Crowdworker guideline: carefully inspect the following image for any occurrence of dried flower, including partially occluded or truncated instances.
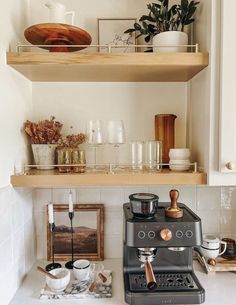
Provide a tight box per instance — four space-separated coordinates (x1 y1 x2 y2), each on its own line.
24 116 63 144
56 133 87 148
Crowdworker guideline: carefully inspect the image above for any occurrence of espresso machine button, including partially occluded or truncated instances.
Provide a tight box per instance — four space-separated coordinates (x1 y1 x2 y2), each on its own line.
138 231 146 239
186 230 193 238
160 228 172 241
176 230 184 238
148 231 156 239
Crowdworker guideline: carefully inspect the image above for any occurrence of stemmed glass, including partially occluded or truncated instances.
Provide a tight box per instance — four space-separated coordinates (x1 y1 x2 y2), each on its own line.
107 120 126 171
86 120 103 170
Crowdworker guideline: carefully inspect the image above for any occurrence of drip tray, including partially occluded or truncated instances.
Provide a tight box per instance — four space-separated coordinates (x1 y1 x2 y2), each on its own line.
129 272 198 292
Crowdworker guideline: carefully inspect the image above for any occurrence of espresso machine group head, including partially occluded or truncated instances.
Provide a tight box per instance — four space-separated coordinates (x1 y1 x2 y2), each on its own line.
123 190 205 305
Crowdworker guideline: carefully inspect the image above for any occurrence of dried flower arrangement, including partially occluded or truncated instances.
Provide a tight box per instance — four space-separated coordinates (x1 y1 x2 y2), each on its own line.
56 133 87 148
24 116 63 144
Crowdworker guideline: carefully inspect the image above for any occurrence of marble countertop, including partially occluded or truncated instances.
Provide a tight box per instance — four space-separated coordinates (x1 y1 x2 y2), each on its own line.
9 259 236 305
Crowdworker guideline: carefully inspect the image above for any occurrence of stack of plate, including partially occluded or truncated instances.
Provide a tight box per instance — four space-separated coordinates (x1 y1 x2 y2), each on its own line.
169 149 191 171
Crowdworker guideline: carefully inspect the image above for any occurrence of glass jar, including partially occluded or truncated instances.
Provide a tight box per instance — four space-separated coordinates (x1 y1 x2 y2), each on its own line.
72 149 86 173
57 147 73 173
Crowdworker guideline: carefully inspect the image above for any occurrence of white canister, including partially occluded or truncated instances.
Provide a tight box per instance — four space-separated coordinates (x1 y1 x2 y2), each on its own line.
153 31 188 53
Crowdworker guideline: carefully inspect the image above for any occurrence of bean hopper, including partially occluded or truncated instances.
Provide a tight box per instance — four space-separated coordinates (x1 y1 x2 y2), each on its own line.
123 190 205 305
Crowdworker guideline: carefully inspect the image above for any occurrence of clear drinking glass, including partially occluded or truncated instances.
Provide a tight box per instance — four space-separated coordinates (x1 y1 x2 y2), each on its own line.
107 120 126 170
145 141 162 171
131 141 144 171
86 120 103 169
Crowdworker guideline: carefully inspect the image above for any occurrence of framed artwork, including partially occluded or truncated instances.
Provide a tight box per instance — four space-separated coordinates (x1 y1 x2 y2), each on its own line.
98 18 137 53
47 204 104 261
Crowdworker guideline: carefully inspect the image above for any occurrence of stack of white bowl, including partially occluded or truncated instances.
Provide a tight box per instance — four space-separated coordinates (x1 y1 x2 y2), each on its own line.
169 148 191 171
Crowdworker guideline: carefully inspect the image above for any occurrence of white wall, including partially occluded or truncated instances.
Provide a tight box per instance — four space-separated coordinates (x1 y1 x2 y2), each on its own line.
0 0 32 187
0 1 35 305
32 82 187 151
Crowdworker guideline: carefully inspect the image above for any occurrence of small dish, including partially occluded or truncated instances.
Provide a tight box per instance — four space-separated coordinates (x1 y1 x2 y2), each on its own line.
169 148 190 160
46 268 70 292
169 160 190 171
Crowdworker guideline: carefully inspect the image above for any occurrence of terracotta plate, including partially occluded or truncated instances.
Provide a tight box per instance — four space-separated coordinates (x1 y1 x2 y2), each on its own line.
24 23 92 52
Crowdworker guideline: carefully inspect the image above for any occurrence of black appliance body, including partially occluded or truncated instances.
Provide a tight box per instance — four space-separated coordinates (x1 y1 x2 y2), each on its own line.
123 202 205 305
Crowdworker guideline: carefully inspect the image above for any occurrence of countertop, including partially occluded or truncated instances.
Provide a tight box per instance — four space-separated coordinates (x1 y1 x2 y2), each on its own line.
9 259 236 305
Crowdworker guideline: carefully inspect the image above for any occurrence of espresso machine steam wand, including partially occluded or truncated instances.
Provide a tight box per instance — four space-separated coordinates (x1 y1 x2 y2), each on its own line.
137 247 157 291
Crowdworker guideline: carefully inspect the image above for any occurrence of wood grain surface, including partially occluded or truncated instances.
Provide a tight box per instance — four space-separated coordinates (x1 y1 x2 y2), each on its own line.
24 23 92 52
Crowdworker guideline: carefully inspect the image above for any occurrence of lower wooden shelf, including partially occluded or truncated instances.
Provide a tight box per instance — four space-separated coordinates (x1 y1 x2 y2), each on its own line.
11 169 207 187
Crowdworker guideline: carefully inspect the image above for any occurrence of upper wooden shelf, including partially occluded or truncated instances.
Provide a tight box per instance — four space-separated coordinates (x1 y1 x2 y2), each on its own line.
11 169 207 188
7 52 209 82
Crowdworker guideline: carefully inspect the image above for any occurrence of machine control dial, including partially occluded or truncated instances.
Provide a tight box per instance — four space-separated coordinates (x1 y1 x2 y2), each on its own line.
186 230 193 238
148 231 156 239
176 230 184 238
160 228 172 241
137 231 146 239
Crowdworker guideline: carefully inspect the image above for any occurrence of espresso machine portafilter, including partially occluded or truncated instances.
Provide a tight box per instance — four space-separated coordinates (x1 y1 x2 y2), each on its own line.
137 247 157 290
123 190 205 305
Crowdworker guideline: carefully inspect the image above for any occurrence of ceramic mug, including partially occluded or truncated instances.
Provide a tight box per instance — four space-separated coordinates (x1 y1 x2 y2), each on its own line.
73 259 95 282
200 235 227 259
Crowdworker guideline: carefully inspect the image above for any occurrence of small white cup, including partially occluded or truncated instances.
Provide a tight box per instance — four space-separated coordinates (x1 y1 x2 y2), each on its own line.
200 235 227 259
169 148 191 160
73 259 95 282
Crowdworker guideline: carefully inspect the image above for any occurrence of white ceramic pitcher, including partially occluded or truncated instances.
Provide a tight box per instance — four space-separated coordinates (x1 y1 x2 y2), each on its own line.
45 1 75 25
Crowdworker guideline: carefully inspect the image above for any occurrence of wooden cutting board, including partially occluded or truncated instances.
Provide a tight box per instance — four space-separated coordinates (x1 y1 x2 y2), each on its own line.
24 23 92 52
208 257 236 272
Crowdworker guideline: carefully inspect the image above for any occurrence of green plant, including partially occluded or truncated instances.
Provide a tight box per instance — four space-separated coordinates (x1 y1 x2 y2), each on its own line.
125 0 200 42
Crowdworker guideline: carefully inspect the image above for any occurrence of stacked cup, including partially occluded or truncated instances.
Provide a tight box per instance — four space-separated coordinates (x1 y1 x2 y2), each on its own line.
169 148 191 171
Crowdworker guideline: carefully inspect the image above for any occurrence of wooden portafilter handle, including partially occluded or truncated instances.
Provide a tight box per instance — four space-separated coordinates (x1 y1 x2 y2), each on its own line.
165 189 183 219
144 261 157 291
170 189 179 209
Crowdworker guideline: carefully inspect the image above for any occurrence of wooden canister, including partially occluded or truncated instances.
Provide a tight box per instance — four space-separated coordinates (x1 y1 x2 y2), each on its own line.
155 114 177 164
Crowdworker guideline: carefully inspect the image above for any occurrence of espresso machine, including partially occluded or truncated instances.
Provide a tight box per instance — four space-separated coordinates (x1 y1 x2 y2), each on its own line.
123 190 205 305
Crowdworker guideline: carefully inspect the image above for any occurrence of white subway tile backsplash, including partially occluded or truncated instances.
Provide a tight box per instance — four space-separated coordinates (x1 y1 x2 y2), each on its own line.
0 200 12 246
100 188 124 206
105 209 123 235
77 187 101 203
104 234 123 258
52 188 76 204
12 228 25 265
220 209 233 233
0 237 13 276
0 186 35 305
197 210 221 234
34 189 52 211
11 199 24 232
24 219 36 273
33 185 236 262
124 186 149 202
36 235 47 260
197 186 221 211
221 186 236 209
33 210 47 236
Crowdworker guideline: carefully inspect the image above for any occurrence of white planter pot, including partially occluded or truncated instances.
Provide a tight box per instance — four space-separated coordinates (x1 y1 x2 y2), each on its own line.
32 144 57 170
152 31 188 53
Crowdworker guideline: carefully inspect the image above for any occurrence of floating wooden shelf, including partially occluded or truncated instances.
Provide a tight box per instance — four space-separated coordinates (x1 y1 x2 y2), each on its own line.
11 169 207 188
7 52 209 82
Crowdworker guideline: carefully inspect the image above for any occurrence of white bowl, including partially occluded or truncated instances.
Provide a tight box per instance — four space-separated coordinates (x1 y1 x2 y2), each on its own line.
169 159 190 164
169 148 190 160
169 160 190 171
46 268 70 292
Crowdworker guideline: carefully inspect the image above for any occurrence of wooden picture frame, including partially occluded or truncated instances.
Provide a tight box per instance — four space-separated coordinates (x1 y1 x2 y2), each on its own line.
98 18 137 53
47 204 104 261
